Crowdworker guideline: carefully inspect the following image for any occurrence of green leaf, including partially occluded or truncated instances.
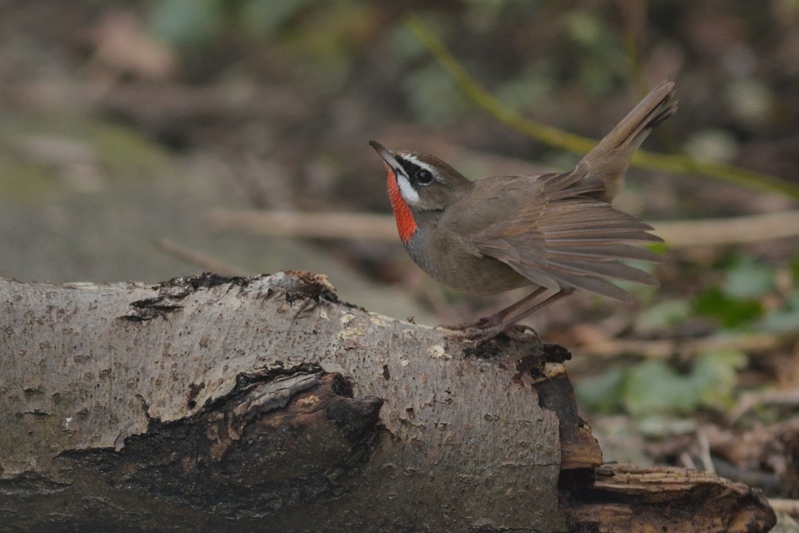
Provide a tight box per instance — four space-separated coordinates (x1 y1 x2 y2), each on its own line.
647 241 668 256
725 78 773 128
385 21 429 64
150 0 223 49
684 129 739 164
566 10 603 47
759 288 799 333
723 255 775 299
694 287 764 328
495 61 555 114
635 298 692 332
575 368 625 413
241 0 321 37
404 64 470 125
693 349 746 411
760 309 799 333
622 350 745 417
623 360 700 417
638 416 697 438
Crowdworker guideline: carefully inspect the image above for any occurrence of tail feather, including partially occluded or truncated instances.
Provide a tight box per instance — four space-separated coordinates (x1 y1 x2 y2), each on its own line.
581 81 677 202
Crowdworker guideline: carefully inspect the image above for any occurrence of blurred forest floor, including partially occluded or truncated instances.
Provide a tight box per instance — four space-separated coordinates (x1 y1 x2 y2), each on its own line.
1 0 799 527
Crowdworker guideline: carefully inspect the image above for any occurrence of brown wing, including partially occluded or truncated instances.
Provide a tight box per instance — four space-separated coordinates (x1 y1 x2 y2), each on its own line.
465 165 661 301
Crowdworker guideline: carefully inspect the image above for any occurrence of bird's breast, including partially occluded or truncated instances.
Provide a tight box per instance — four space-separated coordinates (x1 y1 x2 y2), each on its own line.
403 227 530 295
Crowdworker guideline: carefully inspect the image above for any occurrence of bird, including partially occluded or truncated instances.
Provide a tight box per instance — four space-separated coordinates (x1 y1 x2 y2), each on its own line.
370 81 676 342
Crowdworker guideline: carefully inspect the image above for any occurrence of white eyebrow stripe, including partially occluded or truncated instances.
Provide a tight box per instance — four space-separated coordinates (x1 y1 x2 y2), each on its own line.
402 154 437 178
397 174 420 205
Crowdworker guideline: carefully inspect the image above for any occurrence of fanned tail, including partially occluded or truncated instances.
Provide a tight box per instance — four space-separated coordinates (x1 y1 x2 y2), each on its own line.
581 81 677 202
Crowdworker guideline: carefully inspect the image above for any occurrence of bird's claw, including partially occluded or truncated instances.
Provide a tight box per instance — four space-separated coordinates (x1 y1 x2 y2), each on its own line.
443 323 539 346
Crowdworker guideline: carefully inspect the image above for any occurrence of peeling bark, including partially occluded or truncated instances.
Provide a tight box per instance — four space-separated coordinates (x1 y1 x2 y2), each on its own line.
0 272 776 532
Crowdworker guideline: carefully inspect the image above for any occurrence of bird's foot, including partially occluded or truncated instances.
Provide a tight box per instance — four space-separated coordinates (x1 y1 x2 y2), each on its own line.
444 322 539 346
499 324 539 341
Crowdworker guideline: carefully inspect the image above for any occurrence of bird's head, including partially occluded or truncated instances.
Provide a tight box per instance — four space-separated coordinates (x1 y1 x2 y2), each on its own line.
370 140 471 243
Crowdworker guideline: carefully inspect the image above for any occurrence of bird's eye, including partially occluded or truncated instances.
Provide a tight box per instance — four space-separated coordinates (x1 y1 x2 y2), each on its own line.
416 170 434 185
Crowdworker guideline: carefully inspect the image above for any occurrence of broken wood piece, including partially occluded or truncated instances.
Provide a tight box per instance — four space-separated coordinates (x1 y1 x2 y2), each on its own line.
569 464 777 533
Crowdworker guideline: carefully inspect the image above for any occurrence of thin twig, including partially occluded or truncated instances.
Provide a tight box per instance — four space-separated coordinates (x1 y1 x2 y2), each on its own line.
207 208 799 248
156 238 250 276
405 15 799 200
573 332 786 359
207 209 397 241
653 210 799 247
679 452 698 471
696 429 715 474
769 498 799 515
728 388 799 424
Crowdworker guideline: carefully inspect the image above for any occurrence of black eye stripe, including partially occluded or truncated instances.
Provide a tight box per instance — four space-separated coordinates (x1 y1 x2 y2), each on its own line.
398 159 435 186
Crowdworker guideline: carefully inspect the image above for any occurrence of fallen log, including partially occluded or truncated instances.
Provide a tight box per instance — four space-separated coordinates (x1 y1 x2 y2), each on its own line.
0 272 776 532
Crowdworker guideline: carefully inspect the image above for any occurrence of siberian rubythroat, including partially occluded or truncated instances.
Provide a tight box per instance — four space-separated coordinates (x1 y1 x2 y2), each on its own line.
371 81 676 342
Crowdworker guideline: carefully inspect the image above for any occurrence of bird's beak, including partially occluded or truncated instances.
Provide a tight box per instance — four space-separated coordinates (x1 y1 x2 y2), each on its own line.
369 140 404 175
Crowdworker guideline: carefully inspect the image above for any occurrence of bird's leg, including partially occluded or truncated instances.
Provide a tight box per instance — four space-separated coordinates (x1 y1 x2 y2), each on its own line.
442 287 548 331
492 287 573 333
473 286 549 328
450 288 574 344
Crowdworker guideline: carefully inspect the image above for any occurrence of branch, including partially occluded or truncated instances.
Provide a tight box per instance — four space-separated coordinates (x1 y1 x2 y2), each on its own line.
208 208 799 248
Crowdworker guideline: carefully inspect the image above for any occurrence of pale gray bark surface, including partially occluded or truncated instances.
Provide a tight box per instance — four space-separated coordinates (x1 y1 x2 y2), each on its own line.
0 272 565 532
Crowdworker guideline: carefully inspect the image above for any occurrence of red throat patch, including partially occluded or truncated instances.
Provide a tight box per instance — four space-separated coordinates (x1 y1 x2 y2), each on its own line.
384 163 418 243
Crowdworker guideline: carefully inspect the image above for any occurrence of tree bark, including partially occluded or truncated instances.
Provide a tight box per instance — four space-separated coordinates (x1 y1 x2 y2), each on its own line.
0 272 776 532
